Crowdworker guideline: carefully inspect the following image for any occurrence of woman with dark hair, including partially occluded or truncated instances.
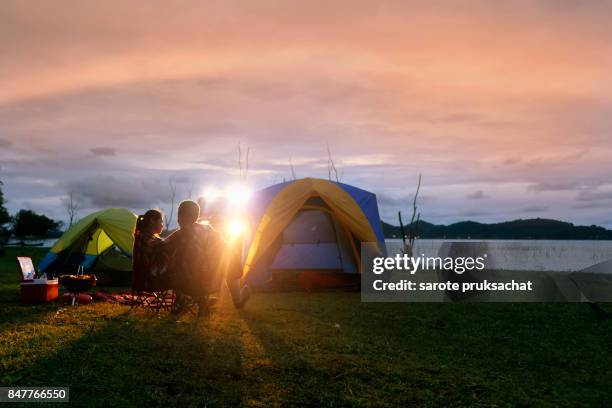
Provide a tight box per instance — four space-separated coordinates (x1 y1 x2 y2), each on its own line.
132 209 166 292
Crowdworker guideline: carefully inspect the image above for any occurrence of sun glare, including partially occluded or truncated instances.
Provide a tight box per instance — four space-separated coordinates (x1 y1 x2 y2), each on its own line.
225 184 253 206
203 186 222 203
227 219 244 238
203 184 252 208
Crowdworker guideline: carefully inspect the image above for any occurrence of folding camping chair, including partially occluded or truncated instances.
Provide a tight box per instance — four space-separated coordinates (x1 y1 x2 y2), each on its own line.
171 281 218 316
131 270 174 313
134 283 212 316
130 234 175 313
168 263 225 316
170 290 200 316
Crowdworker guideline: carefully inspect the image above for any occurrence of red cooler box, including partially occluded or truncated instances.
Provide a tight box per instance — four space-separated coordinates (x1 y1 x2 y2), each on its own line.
20 279 59 304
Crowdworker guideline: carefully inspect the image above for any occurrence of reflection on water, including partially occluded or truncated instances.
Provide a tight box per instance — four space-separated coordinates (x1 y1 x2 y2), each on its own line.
7 238 57 248
385 239 612 273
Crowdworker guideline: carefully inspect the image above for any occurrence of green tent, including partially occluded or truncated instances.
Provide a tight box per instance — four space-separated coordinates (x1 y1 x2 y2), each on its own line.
39 208 137 277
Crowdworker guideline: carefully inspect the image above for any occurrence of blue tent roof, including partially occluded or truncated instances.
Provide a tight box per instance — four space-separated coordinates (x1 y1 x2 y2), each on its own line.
247 179 385 244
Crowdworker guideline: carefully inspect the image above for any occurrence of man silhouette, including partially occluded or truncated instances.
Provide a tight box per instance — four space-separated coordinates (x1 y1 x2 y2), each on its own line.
165 199 250 314
164 200 223 315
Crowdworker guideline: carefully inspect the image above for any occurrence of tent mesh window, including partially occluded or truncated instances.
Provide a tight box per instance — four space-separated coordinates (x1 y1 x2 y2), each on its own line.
281 210 337 245
270 207 357 273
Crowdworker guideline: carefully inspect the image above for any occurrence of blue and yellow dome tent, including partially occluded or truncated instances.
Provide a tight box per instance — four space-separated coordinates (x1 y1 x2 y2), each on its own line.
242 178 385 289
39 208 137 276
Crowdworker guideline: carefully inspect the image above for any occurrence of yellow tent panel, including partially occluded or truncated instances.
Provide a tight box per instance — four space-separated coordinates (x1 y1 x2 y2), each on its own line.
243 178 380 278
39 208 137 273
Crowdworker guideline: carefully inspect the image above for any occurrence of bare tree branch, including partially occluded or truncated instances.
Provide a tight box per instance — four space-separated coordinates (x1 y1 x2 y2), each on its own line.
289 157 296 180
409 174 422 229
61 191 81 228
237 141 250 181
398 210 407 248
326 143 340 182
165 178 177 231
413 212 421 244
187 179 195 199
404 173 422 256
245 146 250 181
238 141 243 179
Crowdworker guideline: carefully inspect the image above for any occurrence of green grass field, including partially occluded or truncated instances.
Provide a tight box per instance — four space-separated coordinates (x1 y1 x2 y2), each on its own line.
1 247 611 407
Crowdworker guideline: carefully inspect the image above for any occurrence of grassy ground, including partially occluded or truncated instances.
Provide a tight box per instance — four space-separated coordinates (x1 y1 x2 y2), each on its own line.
1 247 611 407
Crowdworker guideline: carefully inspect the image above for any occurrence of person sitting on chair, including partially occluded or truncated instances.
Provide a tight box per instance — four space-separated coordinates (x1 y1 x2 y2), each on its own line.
164 200 224 315
132 209 167 292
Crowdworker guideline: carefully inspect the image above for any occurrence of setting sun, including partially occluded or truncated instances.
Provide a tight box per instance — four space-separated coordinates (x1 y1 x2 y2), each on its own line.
227 219 244 238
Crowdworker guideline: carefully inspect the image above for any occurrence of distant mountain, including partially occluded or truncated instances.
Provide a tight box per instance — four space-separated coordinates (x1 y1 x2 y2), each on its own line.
381 218 612 240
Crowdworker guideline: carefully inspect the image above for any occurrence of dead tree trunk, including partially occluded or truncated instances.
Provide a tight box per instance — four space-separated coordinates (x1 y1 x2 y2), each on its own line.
403 174 422 256
165 178 177 231
289 157 297 180
398 210 407 249
238 141 250 181
327 143 340 182
62 191 80 228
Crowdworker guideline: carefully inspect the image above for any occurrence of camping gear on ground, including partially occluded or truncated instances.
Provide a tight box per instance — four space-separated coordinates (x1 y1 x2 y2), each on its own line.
38 208 136 282
20 279 59 304
59 274 97 294
242 178 385 290
17 256 59 303
92 290 134 303
59 265 97 306
62 292 92 304
17 256 38 281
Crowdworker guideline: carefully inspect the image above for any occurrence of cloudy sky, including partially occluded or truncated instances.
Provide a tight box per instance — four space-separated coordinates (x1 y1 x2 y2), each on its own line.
1 0 611 228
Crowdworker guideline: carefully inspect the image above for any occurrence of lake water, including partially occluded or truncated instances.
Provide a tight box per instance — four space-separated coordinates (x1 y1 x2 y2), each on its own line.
16 238 612 273
5 238 58 248
385 239 612 272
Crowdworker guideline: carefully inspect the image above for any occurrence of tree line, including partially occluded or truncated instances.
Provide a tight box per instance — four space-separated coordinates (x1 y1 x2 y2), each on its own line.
0 179 62 241
382 218 612 240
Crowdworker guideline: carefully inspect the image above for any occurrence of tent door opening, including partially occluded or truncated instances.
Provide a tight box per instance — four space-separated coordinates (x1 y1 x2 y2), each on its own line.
269 208 357 273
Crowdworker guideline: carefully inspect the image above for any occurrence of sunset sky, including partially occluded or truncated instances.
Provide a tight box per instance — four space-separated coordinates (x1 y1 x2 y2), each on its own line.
1 1 611 228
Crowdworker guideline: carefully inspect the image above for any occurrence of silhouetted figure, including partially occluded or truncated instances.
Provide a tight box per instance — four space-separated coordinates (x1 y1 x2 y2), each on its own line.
132 209 167 292
164 200 224 315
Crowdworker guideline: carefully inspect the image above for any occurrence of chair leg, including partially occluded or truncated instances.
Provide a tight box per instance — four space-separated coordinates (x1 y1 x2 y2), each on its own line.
159 290 174 312
154 291 167 313
149 292 160 310
150 292 161 313
172 292 195 315
172 292 185 314
130 290 141 309
132 290 154 310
